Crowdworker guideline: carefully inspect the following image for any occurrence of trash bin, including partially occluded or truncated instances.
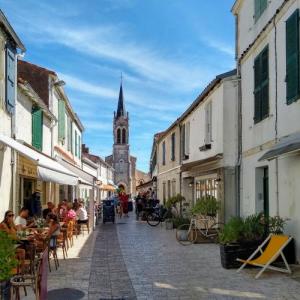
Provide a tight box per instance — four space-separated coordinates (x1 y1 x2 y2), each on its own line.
102 200 115 224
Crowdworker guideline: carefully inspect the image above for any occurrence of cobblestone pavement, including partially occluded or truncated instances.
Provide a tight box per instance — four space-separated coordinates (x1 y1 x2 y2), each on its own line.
21 214 300 300
115 216 300 300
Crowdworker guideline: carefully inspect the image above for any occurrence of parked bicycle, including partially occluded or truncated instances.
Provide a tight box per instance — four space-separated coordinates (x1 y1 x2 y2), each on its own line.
146 205 175 227
176 215 224 245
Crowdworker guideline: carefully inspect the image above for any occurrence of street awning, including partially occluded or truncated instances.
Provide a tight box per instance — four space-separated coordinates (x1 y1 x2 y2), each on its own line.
101 184 116 191
259 132 300 161
0 133 78 185
56 157 95 185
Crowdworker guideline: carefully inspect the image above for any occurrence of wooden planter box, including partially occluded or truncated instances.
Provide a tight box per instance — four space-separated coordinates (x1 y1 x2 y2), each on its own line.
220 238 297 269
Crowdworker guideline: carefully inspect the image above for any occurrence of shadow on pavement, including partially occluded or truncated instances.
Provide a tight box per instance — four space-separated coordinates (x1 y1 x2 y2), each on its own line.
48 288 85 299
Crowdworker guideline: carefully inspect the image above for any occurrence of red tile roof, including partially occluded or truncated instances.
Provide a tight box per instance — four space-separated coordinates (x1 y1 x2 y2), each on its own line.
18 60 56 107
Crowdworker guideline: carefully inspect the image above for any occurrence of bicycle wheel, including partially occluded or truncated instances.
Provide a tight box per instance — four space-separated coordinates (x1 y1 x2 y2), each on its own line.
146 212 160 226
176 223 197 245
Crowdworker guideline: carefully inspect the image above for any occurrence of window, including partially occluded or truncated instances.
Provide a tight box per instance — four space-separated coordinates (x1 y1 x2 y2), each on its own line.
122 128 126 144
254 0 267 22
162 141 166 165
5 45 16 114
171 132 175 161
32 106 43 151
181 122 190 160
163 182 166 205
167 180 171 199
117 128 121 144
254 46 269 123
172 180 176 197
58 100 66 141
286 9 300 104
205 102 212 144
195 178 218 200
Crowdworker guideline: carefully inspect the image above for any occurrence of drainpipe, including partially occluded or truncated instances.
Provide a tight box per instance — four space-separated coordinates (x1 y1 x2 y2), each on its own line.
235 14 242 218
11 51 25 212
273 18 279 215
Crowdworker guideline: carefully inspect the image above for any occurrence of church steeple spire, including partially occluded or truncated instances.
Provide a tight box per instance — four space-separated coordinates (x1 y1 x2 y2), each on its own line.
116 75 126 118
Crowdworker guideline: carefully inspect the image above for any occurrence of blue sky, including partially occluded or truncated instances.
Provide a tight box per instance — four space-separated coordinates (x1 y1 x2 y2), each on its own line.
1 0 235 172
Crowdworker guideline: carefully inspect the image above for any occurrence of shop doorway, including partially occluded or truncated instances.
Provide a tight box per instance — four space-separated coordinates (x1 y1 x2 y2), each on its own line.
23 178 34 209
255 166 269 218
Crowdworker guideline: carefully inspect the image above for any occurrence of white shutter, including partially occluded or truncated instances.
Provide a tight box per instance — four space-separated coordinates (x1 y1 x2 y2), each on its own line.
184 121 190 156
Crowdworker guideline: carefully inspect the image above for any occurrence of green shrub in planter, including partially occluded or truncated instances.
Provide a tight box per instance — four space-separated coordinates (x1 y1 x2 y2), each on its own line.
191 195 220 217
0 231 18 281
0 231 18 300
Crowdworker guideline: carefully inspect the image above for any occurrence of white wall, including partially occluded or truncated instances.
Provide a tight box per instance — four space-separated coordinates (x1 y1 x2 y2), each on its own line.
183 78 237 167
238 0 300 261
236 0 285 58
0 32 12 218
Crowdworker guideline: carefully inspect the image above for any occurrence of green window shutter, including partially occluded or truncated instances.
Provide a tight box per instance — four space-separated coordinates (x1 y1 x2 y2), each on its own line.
75 130 78 157
255 0 267 21
260 47 269 119
254 0 261 21
32 107 43 151
286 9 299 104
78 135 81 158
254 56 261 122
254 46 269 123
260 0 267 14
58 100 66 141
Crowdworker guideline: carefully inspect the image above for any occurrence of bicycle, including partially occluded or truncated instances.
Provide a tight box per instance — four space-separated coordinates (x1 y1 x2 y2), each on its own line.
176 214 224 245
146 205 174 227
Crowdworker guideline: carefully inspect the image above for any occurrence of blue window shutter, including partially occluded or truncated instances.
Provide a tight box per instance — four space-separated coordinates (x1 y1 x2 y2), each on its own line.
5 46 16 114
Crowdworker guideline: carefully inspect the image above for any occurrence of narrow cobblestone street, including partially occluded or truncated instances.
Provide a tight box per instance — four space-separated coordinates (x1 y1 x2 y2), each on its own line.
41 214 300 300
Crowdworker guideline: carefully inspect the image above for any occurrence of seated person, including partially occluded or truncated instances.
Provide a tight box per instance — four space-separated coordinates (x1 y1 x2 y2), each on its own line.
15 207 35 230
63 203 77 223
76 203 88 224
0 210 26 272
42 201 55 219
34 213 60 249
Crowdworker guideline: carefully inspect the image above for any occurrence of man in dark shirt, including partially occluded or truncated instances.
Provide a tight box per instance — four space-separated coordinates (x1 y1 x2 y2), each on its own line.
43 202 54 219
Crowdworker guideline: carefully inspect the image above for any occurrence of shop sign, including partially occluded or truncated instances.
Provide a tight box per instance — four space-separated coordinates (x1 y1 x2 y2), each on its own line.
18 155 37 178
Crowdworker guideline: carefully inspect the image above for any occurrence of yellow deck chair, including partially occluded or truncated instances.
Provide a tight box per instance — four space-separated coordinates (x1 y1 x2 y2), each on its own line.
236 234 292 279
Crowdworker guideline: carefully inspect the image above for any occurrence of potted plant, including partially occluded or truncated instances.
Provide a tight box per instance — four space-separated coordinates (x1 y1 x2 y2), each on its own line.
218 213 293 269
191 195 220 217
164 194 183 229
0 231 18 300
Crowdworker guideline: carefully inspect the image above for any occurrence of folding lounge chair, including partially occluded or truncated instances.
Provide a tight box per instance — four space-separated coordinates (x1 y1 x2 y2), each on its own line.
236 234 292 279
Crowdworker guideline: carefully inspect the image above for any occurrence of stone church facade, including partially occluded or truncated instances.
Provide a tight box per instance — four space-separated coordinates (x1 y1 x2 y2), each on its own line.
105 83 137 196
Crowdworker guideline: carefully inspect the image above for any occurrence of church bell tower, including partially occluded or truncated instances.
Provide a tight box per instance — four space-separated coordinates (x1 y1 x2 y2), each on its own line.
112 80 131 193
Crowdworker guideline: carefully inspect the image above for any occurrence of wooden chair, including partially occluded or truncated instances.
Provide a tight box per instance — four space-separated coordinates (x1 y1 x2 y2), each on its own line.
67 220 74 248
47 237 59 272
78 219 90 236
10 247 48 300
56 230 68 259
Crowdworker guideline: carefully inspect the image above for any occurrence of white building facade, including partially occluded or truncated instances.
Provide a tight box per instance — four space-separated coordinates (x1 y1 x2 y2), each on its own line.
233 0 300 261
0 11 25 217
180 70 238 222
